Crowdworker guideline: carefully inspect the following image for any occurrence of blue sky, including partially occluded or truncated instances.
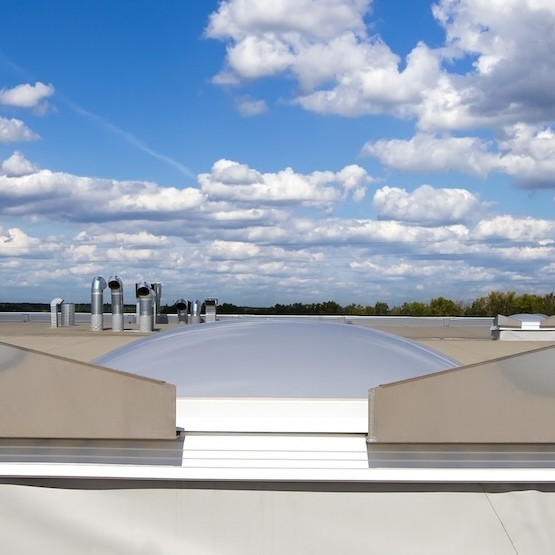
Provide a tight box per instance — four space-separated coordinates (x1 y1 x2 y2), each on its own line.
1 0 555 307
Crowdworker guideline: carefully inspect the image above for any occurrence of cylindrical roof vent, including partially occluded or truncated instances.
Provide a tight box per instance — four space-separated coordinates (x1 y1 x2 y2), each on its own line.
176 299 188 325
204 297 218 323
136 281 151 297
91 276 107 332
61 302 75 327
137 281 153 332
108 275 124 332
50 297 63 328
190 299 201 325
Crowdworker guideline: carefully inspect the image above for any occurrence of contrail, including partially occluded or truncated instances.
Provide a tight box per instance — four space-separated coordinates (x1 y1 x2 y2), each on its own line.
0 50 197 179
68 102 197 179
0 51 30 79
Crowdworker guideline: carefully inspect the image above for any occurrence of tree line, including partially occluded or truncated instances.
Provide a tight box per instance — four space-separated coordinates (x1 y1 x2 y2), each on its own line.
2 291 555 317
218 291 555 317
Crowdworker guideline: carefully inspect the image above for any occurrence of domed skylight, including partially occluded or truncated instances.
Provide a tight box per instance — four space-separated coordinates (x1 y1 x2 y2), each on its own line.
95 319 460 398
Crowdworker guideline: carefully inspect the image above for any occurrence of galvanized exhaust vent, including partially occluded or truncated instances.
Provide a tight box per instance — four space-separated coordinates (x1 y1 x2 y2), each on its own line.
108 275 124 332
91 276 107 332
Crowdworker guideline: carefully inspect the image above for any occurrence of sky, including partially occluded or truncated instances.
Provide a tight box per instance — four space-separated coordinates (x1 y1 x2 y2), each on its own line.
1 0 555 307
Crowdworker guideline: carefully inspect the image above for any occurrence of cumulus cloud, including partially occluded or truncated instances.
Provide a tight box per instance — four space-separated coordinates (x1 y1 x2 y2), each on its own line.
2 153 555 305
0 169 205 221
336 164 370 201
473 215 555 243
0 82 55 114
496 124 555 188
421 2 555 131
206 0 555 132
0 117 40 143
294 41 442 117
75 230 170 247
0 151 38 176
207 0 442 117
362 124 555 189
421 0 555 130
207 240 261 260
207 0 369 40
206 0 371 84
373 184 484 225
362 133 497 178
0 227 42 257
198 159 371 207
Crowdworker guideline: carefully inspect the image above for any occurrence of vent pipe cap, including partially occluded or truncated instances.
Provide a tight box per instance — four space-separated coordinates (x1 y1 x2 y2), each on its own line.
108 275 123 290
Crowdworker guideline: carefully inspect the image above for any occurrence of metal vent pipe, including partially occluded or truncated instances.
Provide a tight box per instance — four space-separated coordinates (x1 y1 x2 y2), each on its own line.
152 282 162 324
204 297 218 323
108 275 124 332
50 297 63 328
176 299 188 325
137 281 154 332
190 299 201 325
91 276 107 332
61 302 75 327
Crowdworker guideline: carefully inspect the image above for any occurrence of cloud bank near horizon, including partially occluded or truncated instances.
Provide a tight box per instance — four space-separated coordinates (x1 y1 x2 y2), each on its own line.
2 150 554 304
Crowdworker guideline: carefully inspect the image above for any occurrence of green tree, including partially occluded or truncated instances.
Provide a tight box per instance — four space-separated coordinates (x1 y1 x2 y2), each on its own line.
541 293 555 316
373 301 389 315
428 297 463 316
320 300 342 314
513 294 543 315
345 303 365 315
396 301 427 316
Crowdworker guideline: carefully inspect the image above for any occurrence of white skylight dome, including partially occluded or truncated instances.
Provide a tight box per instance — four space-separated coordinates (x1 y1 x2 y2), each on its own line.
95 319 459 399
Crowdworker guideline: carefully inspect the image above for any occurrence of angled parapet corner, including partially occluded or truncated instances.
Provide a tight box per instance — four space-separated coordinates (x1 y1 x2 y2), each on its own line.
0 341 176 440
490 314 522 339
540 316 555 328
368 345 555 443
493 314 522 328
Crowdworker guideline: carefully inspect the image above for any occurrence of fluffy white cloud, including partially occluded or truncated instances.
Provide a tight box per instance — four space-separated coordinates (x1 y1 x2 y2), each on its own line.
208 0 346 85
473 215 555 243
362 134 497 177
0 227 42 257
422 0 555 130
209 159 263 184
208 0 442 117
362 124 555 189
433 0 555 72
0 117 40 143
496 124 555 188
2 153 555 305
294 41 441 117
207 0 555 132
0 151 38 176
206 0 370 48
0 167 204 220
207 240 261 260
75 230 170 247
0 82 54 109
198 159 370 207
105 247 157 262
373 184 484 225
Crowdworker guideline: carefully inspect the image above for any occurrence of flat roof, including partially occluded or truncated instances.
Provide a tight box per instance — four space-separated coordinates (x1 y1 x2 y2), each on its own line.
1 317 553 365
